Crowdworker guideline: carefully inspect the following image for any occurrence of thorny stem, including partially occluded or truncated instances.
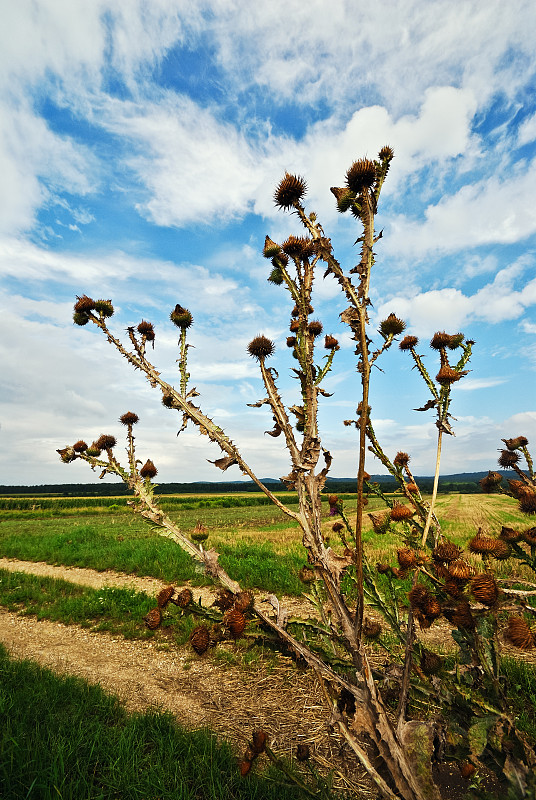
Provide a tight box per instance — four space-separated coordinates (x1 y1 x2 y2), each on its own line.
421 428 443 547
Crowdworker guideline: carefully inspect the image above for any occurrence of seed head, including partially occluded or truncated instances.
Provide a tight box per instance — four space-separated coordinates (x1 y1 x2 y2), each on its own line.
94 299 114 317
170 588 193 608
235 591 255 614
74 295 95 313
190 625 210 655
95 434 116 450
408 585 430 611
378 145 395 162
73 311 90 326
137 320 155 341
330 186 355 213
450 599 475 629
57 446 76 463
432 541 462 563
393 451 410 468
397 548 417 569
263 236 281 258
399 335 419 351
406 482 419 494
363 618 382 638
274 172 307 209
268 266 284 285
379 313 406 337
299 566 317 583
420 649 442 675
436 366 463 385
282 235 315 260
505 616 535 649
120 411 139 426
73 440 88 453
162 393 175 408
446 333 464 349
498 449 520 468
324 334 339 350
507 479 527 498
522 527 536 546
214 589 235 611
86 444 101 457
251 730 267 755
519 490 536 515
471 574 499 606
345 159 377 193
448 559 474 582
468 530 498 554
140 459 157 479
224 607 247 639
499 525 523 543
430 331 453 350
170 304 193 329
143 607 162 630
286 336 297 348
308 320 323 338
479 471 503 493
157 586 174 608
502 436 529 451
247 335 275 361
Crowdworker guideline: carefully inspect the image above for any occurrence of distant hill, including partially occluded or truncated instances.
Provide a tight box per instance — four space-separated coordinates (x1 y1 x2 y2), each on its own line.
0 472 509 496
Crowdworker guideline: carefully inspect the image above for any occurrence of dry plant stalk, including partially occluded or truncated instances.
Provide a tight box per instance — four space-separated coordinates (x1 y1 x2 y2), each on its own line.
60 150 536 800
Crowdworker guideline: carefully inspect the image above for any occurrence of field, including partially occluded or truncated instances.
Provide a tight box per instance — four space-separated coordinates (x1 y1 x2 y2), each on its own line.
0 491 535 799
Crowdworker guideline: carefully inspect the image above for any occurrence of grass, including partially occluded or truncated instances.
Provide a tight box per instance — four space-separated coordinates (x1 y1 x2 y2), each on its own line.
0 643 312 800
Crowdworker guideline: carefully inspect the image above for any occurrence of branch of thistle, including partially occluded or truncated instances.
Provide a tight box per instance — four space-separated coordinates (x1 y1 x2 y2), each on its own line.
78 312 301 524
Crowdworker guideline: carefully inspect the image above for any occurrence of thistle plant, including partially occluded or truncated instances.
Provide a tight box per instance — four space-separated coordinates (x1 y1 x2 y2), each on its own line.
59 149 536 800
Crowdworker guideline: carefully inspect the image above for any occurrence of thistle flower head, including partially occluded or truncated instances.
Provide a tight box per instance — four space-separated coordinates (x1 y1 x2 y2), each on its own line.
519 490 536 515
119 411 139 426
502 436 529 451
479 471 503 493
286 336 297 348
170 304 193 329
436 365 463 385
330 186 355 213
308 320 323 338
73 440 88 452
94 299 114 317
498 449 520 468
268 266 284 285
399 335 419 351
190 625 210 654
471 574 499 606
86 444 101 457
282 235 315 260
274 172 307 209
390 502 414 521
379 313 406 337
73 311 90 326
144 607 162 630
247 335 275 361
430 331 453 350
95 434 116 450
378 145 394 162
74 295 95 313
393 451 410 468
137 320 155 341
505 616 535 649
140 459 157 479
345 159 377 193
263 236 281 258
324 334 339 350
446 333 464 349
432 541 462 563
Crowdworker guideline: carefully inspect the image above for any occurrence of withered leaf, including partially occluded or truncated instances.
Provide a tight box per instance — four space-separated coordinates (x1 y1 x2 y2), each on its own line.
265 419 282 437
414 399 437 412
247 398 270 408
317 388 333 397
208 455 238 471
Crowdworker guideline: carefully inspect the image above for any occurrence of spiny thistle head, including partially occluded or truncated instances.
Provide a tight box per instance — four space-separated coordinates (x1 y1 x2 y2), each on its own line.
393 451 410 468
468 530 499 554
268 266 284 285
272 252 288 269
86 444 101 457
95 434 116 450
73 311 90 326
363 618 382 639
499 525 523 543
448 559 475 582
471 574 499 606
281 235 315 260
143 607 162 630
506 616 535 650
523 527 536 546
324 334 339 350
308 320 323 338
140 459 157 479
170 304 193 329
190 625 210 655
74 295 95 313
247 335 275 361
479 471 503 493
274 172 307 209
330 186 355 213
94 299 114 317
432 541 462 563
519 490 536 515
379 313 406 337
498 449 520 468
156 585 174 608
296 744 310 761
263 236 281 258
446 333 464 349
120 411 139 426
57 446 76 463
502 436 529 451
170 587 193 608
397 548 417 569
436 365 464 385
224 607 247 639
137 320 155 341
378 145 395 162
430 331 453 350
73 440 88 452
399 335 419 351
162 393 175 408
345 159 377 193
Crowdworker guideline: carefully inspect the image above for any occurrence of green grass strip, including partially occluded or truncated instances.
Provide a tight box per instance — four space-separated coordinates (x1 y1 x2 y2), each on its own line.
0 643 309 800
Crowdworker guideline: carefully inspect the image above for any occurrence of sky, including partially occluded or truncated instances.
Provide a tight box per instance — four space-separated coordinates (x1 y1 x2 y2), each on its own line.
1 0 536 487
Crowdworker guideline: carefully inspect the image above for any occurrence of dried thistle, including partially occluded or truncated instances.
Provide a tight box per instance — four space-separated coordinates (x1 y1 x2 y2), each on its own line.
505 616 535 649
432 541 462 563
156 585 174 608
397 548 417 569
379 313 406 337
282 235 315 259
324 334 339 350
519 490 536 515
247 335 275 361
308 320 323 338
170 304 193 329
95 434 116 450
274 173 307 209
74 295 95 313
73 440 88 452
498 449 520 468
263 236 281 258
430 331 453 350
224 608 247 639
190 625 210 655
170 588 193 608
140 459 157 479
479 471 503 492
468 531 501 555
502 436 529 451
399 335 419 351
471 574 499 606
345 159 377 193
393 452 410 467
390 503 414 522
119 411 139 426
143 607 162 630
214 589 235 611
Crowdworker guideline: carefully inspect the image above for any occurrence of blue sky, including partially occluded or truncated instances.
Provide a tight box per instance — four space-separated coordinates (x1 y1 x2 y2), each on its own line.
1 0 535 486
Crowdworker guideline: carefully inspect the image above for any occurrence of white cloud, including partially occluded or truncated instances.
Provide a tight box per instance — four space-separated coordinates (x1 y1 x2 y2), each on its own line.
386 160 536 256
518 112 536 147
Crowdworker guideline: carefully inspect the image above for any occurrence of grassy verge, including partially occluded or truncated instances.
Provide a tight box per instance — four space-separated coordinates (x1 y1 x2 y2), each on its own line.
0 643 310 800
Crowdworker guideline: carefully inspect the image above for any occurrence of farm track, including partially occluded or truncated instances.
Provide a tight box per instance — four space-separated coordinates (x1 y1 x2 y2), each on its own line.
0 557 367 792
